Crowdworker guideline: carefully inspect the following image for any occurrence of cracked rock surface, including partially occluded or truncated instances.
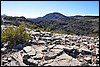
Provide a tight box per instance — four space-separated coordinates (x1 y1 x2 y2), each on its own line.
1 31 99 66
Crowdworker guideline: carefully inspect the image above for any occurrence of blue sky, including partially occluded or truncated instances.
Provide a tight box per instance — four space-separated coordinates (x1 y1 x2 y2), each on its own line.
1 1 99 18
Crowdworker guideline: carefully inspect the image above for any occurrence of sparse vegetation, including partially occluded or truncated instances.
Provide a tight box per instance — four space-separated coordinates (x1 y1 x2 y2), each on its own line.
1 13 99 37
1 23 32 45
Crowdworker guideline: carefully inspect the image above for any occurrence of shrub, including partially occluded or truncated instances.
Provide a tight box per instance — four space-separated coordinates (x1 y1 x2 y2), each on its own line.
12 20 16 25
1 23 32 45
35 28 41 32
1 30 7 43
46 27 51 32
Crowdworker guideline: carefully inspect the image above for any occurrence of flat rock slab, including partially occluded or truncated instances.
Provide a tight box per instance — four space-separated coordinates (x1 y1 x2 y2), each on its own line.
11 52 26 66
53 45 65 49
48 44 56 49
23 46 34 53
45 52 56 60
27 59 38 65
23 46 36 56
7 57 12 61
81 48 92 55
84 57 91 61
1 47 7 52
33 53 43 60
33 45 46 53
56 53 72 60
48 53 81 66
27 51 36 56
10 60 20 66
44 49 63 60
50 49 63 55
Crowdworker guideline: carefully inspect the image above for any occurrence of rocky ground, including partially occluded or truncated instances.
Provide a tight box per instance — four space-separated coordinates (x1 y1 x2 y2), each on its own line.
1 26 99 66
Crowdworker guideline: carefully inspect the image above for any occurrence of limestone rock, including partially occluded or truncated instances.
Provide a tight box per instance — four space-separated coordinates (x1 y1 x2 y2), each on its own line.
53 45 65 49
7 57 12 61
46 53 81 66
1 47 6 52
23 46 36 56
33 53 43 60
84 57 91 61
38 40 46 44
27 59 38 66
23 46 32 52
48 44 56 49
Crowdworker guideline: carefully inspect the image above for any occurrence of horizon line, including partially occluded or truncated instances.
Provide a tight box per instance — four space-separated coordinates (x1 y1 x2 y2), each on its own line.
1 13 99 18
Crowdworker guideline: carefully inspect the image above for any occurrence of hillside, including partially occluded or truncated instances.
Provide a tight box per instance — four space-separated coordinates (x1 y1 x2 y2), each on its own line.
1 24 99 66
2 12 99 37
1 13 99 66
27 12 99 37
28 12 69 22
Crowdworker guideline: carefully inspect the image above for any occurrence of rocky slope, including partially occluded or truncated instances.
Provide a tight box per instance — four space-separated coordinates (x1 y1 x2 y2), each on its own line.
1 12 99 37
1 25 99 66
27 12 99 37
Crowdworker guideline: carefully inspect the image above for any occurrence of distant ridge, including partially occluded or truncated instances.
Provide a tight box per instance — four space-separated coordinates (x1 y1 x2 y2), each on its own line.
1 14 7 17
27 12 99 22
27 12 70 22
2 12 99 37
26 12 99 37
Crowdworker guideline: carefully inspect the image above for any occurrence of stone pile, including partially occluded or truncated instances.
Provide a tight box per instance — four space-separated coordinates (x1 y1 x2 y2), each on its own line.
1 29 99 66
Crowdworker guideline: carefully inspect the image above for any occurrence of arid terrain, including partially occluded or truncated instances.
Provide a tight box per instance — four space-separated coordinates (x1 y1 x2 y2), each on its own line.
1 13 99 66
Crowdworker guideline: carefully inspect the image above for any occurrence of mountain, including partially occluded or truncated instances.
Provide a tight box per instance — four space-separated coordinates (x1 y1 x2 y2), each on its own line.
27 12 99 37
2 12 99 37
1 16 33 26
27 12 70 22
42 12 69 20
1 14 7 17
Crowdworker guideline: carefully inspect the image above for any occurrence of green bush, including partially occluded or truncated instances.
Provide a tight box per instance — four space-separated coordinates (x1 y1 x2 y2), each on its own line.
46 27 51 32
35 27 45 32
1 30 7 43
35 28 41 32
29 23 37 29
1 24 32 45
12 20 16 25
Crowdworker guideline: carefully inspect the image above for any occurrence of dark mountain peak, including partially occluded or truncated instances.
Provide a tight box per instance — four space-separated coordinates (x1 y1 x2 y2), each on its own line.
74 15 83 17
27 12 70 22
47 12 64 15
43 12 68 20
